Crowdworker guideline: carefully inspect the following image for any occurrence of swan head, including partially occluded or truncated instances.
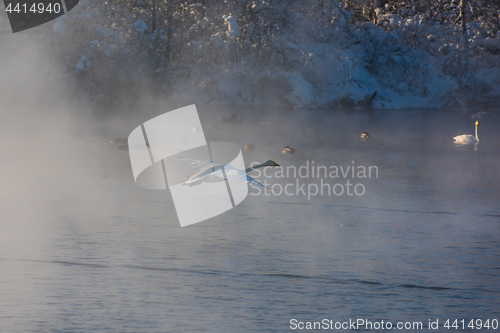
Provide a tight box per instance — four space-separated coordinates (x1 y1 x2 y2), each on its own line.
263 160 280 167
476 120 480 126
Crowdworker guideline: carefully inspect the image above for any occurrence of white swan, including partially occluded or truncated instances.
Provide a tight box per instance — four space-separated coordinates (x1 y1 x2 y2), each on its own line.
175 155 279 189
454 121 480 144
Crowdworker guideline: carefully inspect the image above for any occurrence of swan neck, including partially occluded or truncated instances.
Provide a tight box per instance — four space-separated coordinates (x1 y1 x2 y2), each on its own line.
475 124 479 141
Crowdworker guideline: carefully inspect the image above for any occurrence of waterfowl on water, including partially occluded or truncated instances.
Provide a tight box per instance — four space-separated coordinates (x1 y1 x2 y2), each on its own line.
244 144 255 151
175 155 279 190
223 113 244 124
111 137 127 144
471 108 494 120
454 121 480 144
283 146 295 154
361 132 370 139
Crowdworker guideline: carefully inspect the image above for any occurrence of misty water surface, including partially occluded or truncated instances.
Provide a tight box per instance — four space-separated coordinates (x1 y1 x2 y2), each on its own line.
0 105 499 332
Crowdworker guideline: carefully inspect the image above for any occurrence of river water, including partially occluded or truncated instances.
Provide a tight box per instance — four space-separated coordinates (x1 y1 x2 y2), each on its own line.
0 105 499 332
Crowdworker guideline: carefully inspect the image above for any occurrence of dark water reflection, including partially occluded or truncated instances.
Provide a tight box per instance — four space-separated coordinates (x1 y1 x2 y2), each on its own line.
0 105 499 332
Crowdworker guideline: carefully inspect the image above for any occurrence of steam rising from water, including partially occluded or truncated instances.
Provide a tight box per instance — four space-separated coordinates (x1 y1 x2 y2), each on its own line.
1 25 500 332
1 103 499 247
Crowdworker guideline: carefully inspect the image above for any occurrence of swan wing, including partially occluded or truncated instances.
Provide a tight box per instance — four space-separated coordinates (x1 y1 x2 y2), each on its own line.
176 155 226 187
175 155 218 171
453 134 477 144
224 168 247 182
184 171 224 186
246 175 274 190
177 156 274 190
225 168 274 190
183 165 227 186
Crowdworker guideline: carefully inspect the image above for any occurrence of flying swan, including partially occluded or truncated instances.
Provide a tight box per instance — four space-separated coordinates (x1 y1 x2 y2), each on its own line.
453 120 480 144
175 155 280 190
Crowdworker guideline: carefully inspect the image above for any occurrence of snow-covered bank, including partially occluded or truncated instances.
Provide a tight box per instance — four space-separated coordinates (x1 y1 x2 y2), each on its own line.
1 0 499 110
